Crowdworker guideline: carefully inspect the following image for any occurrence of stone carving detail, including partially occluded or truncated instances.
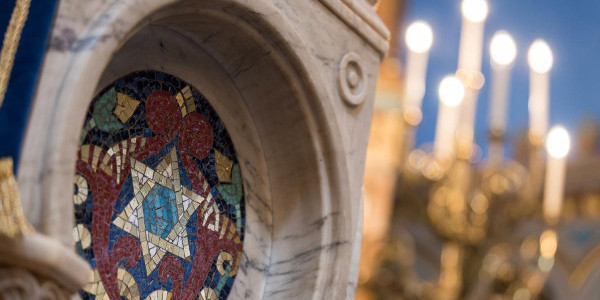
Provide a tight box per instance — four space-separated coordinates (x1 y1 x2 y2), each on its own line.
0 267 71 300
338 52 367 107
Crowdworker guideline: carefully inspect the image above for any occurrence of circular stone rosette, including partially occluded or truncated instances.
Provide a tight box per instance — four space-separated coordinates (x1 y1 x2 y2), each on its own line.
73 71 245 300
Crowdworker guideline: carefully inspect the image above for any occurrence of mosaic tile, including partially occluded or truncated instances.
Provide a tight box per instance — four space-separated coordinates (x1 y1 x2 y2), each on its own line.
73 71 245 300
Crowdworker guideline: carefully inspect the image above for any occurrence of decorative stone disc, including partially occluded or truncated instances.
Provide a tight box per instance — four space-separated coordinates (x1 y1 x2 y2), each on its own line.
73 71 244 300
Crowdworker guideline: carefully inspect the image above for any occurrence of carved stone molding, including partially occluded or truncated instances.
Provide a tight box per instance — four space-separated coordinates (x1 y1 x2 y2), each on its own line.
0 267 70 300
319 0 390 56
339 52 367 106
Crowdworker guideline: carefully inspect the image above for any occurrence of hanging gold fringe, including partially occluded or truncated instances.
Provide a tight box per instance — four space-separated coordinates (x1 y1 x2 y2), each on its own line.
0 0 34 238
0 0 32 107
0 158 33 237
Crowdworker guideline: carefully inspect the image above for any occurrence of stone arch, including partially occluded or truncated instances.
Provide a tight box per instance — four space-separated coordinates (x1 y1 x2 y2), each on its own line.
17 0 383 298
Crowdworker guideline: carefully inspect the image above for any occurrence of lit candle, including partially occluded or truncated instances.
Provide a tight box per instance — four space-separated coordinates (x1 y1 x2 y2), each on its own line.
458 0 488 72
489 31 517 135
434 76 465 160
456 0 488 152
404 21 433 125
543 126 570 225
528 40 553 143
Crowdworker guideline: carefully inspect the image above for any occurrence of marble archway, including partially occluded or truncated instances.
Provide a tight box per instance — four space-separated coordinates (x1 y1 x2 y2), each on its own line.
14 0 387 298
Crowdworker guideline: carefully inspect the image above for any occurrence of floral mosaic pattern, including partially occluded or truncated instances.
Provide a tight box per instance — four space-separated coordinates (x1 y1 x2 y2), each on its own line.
73 71 244 300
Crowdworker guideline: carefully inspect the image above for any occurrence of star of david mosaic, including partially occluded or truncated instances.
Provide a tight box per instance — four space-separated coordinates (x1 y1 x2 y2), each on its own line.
73 71 245 300
113 148 205 275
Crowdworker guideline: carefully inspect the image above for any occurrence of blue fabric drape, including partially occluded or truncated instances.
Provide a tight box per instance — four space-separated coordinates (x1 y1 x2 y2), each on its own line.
0 0 60 173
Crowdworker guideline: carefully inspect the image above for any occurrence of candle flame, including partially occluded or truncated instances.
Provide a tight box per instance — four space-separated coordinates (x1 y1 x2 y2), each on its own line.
546 126 570 159
528 39 553 73
406 21 433 53
438 76 465 107
490 31 516 66
540 230 558 258
462 0 489 23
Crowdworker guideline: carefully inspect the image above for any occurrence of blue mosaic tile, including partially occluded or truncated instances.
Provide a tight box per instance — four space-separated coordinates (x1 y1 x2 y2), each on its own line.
73 71 245 300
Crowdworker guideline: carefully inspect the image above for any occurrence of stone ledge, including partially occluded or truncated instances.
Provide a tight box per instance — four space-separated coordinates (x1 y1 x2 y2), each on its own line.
0 233 90 293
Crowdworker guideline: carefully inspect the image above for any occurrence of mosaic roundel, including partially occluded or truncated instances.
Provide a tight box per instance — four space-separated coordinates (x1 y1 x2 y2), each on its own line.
73 71 245 300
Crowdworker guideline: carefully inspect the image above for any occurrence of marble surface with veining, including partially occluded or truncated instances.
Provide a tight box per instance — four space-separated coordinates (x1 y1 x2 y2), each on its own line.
17 0 388 299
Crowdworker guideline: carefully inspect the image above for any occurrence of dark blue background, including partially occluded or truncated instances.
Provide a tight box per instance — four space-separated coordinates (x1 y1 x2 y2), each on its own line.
0 0 60 172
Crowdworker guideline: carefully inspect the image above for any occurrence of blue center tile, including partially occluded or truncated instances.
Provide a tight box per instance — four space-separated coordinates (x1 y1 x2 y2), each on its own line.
142 184 178 239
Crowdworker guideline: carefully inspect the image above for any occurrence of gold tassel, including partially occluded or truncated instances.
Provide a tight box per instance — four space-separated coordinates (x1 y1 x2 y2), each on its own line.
0 0 32 107
0 157 33 238
0 0 34 238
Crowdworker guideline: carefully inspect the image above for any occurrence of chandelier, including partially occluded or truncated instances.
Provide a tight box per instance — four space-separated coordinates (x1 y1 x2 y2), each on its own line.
362 0 572 299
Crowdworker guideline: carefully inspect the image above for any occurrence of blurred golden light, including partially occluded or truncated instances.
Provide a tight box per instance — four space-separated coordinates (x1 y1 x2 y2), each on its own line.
462 0 489 23
538 256 555 272
490 31 517 66
520 237 539 260
513 288 531 300
403 106 423 126
470 193 489 214
539 229 558 258
528 39 553 73
407 149 427 170
438 76 465 107
423 161 444 180
405 21 433 53
546 126 571 159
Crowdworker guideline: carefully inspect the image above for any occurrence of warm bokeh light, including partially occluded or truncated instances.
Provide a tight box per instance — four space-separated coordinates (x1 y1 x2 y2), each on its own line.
528 39 554 73
462 0 489 23
538 256 555 273
539 230 558 258
514 288 531 300
490 31 517 66
405 21 434 53
438 76 465 107
546 126 571 159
